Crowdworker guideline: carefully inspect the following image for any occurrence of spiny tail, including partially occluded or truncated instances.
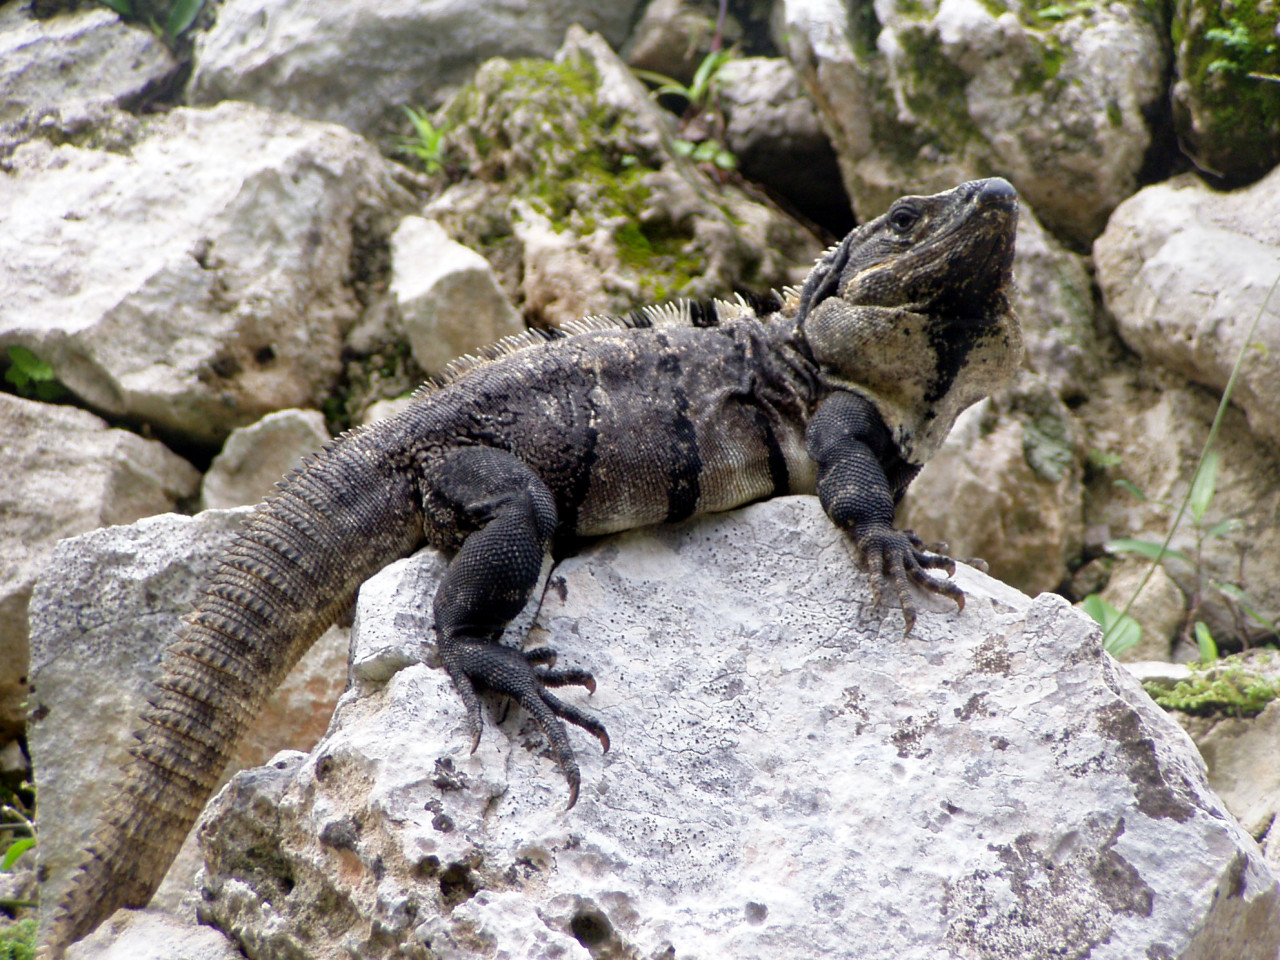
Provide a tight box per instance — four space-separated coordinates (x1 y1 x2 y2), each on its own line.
39 426 425 958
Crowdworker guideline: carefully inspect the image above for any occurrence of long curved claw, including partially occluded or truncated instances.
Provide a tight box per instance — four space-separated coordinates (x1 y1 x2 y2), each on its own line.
444 666 486 754
441 642 608 808
857 527 966 634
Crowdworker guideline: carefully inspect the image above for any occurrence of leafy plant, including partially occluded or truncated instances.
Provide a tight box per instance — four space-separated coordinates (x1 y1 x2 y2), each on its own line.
1143 659 1280 717
631 3 740 178
1080 594 1141 658
1082 271 1280 659
1205 15 1279 77
96 0 205 41
672 137 737 171
4 346 64 402
394 107 449 175
0 919 35 960
634 47 737 116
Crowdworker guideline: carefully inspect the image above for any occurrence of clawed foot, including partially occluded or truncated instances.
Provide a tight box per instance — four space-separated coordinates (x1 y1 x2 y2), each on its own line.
856 527 966 634
441 642 609 809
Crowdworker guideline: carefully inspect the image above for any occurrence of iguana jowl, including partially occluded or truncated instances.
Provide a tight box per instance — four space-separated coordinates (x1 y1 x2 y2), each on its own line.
41 177 1021 956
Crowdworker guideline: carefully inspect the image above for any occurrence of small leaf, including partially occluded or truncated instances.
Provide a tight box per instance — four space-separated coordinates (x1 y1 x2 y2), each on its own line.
1 837 34 872
1112 478 1149 501
4 365 29 391
1105 538 1191 564
671 139 695 157
1188 450 1219 525
1194 621 1218 664
690 140 719 162
164 0 204 36
1204 517 1242 538
98 0 133 16
713 149 737 171
1080 594 1142 657
7 345 54 381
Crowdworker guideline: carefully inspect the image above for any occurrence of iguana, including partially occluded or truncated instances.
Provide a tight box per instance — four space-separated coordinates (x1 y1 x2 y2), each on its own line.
40 176 1021 957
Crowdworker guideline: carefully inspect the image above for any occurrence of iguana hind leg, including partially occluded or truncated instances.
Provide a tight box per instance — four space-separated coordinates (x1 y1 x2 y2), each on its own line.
424 447 609 808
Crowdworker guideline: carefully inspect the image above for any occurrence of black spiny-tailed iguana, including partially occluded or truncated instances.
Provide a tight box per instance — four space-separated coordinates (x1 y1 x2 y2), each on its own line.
41 177 1021 956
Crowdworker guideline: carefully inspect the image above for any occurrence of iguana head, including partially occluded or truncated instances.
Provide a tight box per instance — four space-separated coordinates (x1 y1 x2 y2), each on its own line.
795 177 1023 464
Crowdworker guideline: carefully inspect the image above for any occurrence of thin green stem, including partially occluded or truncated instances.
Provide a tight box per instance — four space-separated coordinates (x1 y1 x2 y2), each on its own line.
1105 268 1280 648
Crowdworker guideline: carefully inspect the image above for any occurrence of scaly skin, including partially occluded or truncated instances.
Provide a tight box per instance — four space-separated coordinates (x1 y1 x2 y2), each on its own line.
40 178 1020 957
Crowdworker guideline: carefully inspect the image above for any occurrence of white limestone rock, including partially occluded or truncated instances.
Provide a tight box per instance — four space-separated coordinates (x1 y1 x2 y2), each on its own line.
200 408 331 510
28 510 350 945
198 496 1278 960
390 217 524 377
65 908 241 960
777 0 1166 246
0 2 177 151
1191 699 1280 840
1094 168 1280 447
0 101 413 445
0 393 198 740
903 376 1084 597
187 0 643 138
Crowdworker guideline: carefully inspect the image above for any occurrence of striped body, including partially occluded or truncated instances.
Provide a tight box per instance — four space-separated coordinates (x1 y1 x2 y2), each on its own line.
402 317 819 544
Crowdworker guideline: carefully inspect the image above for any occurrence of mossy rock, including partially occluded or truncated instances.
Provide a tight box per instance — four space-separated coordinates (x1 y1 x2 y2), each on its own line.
1172 0 1280 182
413 31 817 325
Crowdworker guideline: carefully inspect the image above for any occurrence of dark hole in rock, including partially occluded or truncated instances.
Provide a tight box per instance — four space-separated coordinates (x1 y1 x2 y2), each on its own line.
570 907 613 947
439 862 477 908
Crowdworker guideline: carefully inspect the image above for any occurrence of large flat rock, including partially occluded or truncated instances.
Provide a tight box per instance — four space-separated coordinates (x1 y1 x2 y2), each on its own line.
197 496 1278 959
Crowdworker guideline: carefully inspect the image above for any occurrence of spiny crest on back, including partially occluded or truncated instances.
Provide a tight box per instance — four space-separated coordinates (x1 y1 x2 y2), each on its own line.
403 292 787 404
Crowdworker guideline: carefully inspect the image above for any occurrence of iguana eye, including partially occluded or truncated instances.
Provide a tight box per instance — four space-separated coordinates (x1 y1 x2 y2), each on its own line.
889 204 919 233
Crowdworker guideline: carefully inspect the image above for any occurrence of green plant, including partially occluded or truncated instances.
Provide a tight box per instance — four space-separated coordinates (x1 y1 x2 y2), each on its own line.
1143 659 1280 717
0 919 35 960
1080 594 1141 657
96 0 204 40
672 137 737 171
1204 14 1279 77
633 47 737 116
631 10 740 177
1082 271 1280 660
4 346 64 402
394 107 449 175
1102 449 1275 659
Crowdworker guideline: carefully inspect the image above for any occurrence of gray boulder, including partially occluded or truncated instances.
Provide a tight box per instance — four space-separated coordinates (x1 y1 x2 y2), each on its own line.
0 394 198 741
1094 167 1280 447
0 2 177 155
187 0 643 138
195 497 1277 959
0 100 414 446
200 408 331 511
390 217 524 377
776 0 1167 246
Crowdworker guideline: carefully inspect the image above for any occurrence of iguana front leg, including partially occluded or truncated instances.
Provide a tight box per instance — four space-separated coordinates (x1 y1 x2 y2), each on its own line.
424 447 609 808
805 390 963 633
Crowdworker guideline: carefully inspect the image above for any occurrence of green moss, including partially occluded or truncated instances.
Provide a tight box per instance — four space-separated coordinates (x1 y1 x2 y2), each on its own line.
1023 413 1074 483
892 26 984 147
0 919 35 960
1176 0 1280 177
1014 34 1067 94
1144 661 1280 717
431 51 713 304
